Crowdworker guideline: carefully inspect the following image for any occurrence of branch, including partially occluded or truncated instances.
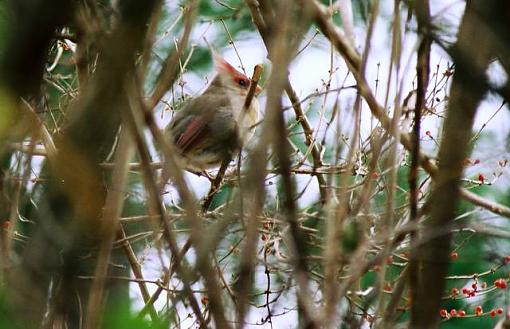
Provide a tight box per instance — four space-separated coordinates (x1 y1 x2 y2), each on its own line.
146 1 196 110
124 81 208 327
411 0 494 326
119 224 159 321
306 0 510 219
409 0 432 325
246 0 328 205
85 128 133 329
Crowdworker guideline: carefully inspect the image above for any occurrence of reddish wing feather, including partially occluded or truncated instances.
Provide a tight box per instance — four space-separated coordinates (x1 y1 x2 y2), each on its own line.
175 116 209 153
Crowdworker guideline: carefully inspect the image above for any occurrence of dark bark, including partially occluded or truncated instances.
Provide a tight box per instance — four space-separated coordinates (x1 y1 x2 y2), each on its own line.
408 0 431 325
0 0 77 326
4 1 159 328
0 0 76 97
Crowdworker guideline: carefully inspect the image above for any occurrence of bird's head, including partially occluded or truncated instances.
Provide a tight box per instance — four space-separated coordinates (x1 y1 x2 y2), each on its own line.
212 54 263 96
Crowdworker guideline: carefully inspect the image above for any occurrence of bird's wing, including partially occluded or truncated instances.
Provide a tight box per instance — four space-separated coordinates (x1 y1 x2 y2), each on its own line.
174 115 210 154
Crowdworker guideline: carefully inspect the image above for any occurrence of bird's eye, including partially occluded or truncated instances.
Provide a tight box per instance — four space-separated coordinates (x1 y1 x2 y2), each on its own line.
237 78 248 87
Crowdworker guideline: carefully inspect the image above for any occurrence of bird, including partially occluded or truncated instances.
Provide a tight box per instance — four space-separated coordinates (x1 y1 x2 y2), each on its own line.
165 54 262 171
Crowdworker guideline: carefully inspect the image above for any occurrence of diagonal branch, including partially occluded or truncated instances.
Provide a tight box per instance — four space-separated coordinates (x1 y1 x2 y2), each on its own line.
146 0 196 110
306 0 510 219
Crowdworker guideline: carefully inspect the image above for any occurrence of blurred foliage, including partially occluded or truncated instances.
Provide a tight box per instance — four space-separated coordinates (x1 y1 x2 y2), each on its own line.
101 302 162 329
0 2 7 58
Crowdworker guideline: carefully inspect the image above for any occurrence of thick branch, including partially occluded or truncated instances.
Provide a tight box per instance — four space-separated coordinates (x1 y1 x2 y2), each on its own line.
411 0 495 327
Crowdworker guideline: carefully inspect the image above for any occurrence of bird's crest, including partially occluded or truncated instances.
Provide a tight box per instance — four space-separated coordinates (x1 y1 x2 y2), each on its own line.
212 53 261 93
213 53 244 76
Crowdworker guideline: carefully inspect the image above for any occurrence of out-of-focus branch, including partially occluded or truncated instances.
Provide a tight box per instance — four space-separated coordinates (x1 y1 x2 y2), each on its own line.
84 128 133 329
124 82 208 327
0 0 76 306
0 0 75 97
246 0 328 204
20 99 57 161
146 0 196 110
139 0 164 78
6 1 168 327
239 1 319 328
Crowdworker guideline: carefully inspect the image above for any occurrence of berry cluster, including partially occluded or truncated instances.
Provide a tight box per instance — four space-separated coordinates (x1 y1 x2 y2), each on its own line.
440 307 503 318
439 253 510 320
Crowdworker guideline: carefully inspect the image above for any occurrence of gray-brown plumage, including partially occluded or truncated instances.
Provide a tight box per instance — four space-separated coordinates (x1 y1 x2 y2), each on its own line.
165 55 260 170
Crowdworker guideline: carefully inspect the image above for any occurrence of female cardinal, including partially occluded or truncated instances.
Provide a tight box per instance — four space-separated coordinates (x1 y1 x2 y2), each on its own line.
166 55 262 171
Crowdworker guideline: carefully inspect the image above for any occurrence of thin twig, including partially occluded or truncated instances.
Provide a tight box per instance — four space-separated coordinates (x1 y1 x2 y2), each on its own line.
307 0 510 219
146 0 196 110
119 225 159 321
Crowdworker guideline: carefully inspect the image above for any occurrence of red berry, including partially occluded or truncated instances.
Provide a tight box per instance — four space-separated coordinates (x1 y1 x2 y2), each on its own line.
458 310 466 317
383 282 392 292
439 309 448 318
201 296 208 305
475 305 483 316
450 251 458 261
472 282 478 290
478 174 485 184
495 278 507 289
497 307 503 315
450 309 457 317
373 265 381 272
504 256 510 264
386 256 394 265
426 130 432 137
473 159 480 165
490 309 496 317
451 288 459 297
261 234 267 241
